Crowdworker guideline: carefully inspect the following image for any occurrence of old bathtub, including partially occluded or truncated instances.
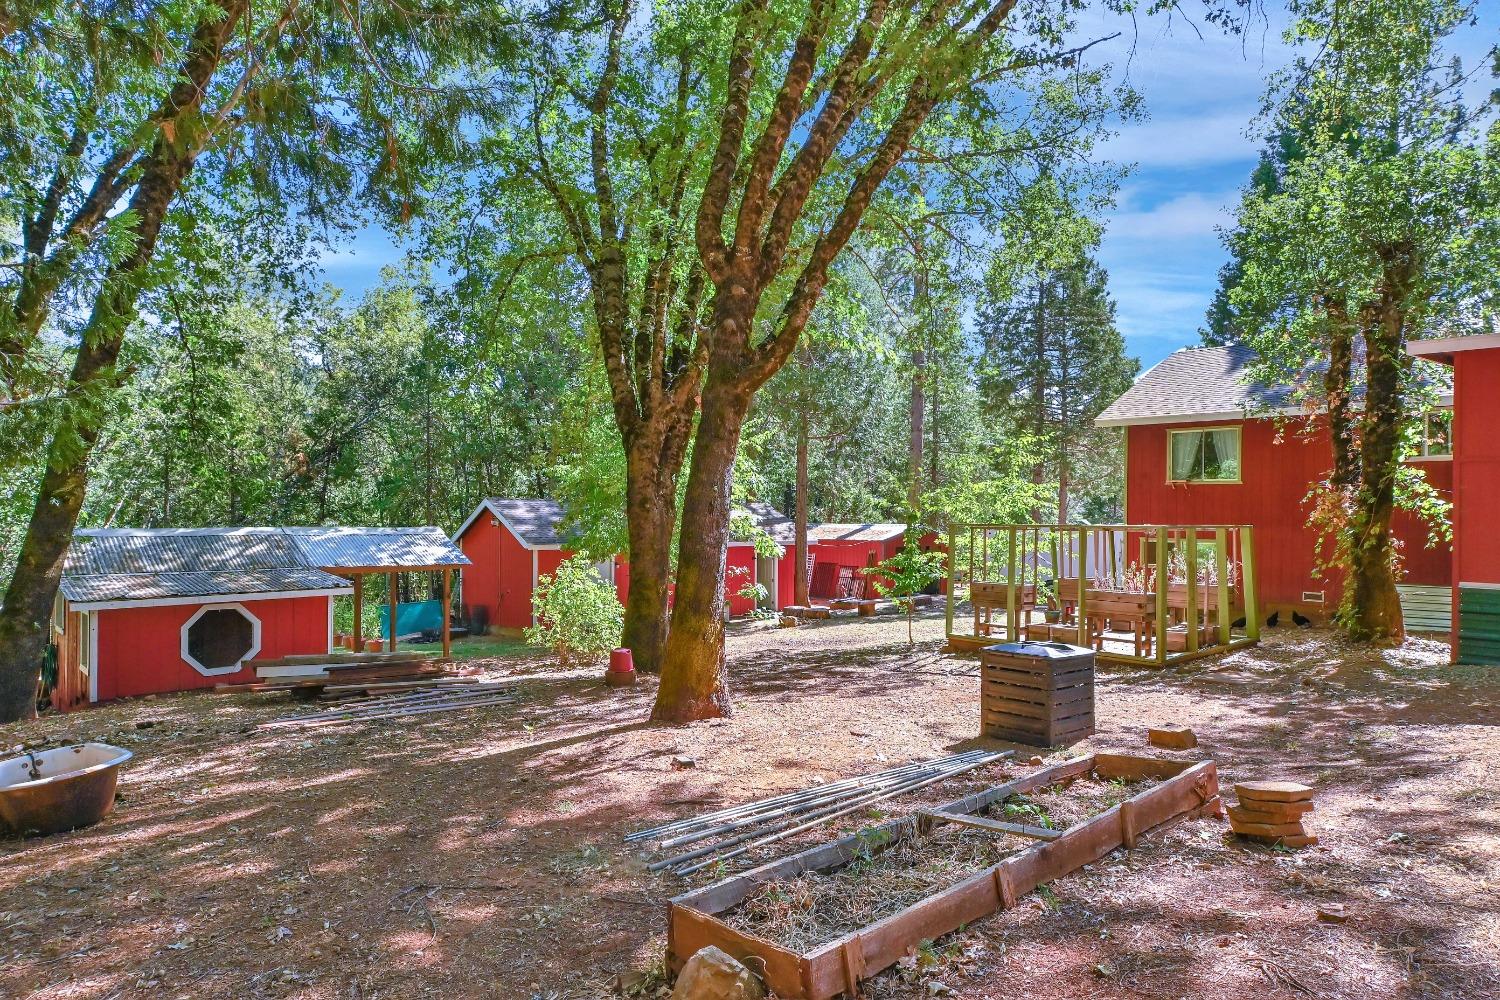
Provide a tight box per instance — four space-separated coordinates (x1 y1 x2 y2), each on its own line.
0 743 132 836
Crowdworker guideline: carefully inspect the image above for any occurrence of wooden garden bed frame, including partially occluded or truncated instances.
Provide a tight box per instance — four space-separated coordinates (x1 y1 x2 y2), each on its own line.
667 753 1222 999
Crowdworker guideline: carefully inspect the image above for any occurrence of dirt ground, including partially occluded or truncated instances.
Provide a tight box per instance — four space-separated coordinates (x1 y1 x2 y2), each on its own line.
2 609 1497 1000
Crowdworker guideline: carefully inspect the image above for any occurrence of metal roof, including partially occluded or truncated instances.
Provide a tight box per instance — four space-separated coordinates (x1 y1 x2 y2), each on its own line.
284 526 469 569
808 523 907 543
60 568 351 605
62 526 466 606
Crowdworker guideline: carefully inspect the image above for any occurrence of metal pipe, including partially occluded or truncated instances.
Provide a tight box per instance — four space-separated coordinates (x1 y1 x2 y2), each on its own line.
654 756 989 850
626 750 991 842
661 751 1011 875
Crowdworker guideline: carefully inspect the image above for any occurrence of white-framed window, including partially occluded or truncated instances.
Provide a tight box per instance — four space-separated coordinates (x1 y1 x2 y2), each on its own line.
180 603 262 676
52 590 66 634
1168 426 1242 483
1414 408 1452 459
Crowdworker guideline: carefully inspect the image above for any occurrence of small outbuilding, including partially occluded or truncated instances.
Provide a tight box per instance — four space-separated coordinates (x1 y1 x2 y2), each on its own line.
49 526 467 710
795 523 908 602
454 498 792 631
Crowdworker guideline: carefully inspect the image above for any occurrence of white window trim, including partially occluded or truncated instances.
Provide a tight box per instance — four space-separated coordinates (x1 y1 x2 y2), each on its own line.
180 602 262 677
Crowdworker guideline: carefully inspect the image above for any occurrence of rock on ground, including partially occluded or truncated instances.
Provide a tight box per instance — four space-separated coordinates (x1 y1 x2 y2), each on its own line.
671 946 767 1000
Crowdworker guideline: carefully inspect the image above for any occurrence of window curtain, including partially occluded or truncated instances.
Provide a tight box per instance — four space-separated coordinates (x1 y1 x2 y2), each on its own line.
1170 432 1200 480
1209 429 1238 478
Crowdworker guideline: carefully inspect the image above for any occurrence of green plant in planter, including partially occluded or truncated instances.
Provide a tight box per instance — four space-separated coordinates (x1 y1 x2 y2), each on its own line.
864 541 947 644
525 554 624 665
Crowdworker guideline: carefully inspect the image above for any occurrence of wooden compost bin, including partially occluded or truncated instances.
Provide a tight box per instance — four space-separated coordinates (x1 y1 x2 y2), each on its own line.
667 753 1221 999
979 641 1095 746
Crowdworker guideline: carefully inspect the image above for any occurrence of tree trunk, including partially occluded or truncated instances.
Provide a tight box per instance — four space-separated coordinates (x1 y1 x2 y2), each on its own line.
794 412 810 606
0 0 242 722
1324 299 1358 491
1340 267 1409 644
620 426 689 673
652 376 752 722
908 343 925 514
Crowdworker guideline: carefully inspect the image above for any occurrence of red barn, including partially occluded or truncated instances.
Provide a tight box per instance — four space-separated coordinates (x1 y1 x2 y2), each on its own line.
1096 345 1452 625
1408 334 1500 662
454 499 786 632
49 526 467 710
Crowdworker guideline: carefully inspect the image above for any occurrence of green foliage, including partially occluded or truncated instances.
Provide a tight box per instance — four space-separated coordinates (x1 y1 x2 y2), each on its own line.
864 541 947 643
524 554 624 664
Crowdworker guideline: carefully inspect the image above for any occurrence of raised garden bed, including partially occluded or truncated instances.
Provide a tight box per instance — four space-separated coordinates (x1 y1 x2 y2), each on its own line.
667 753 1221 999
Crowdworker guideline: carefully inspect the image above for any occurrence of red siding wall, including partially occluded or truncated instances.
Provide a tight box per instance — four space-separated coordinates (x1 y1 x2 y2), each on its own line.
495 522 536 630
94 595 330 702
1126 417 1450 614
457 513 503 630
1453 350 1500 589
726 545 757 616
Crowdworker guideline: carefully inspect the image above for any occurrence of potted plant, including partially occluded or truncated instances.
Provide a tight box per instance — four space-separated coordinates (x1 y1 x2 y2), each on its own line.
1038 577 1062 623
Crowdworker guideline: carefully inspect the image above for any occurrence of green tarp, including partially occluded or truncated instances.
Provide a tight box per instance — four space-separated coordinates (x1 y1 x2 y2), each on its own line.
379 599 444 640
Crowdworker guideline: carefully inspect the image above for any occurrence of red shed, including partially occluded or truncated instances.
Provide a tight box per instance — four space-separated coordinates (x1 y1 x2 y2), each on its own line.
1408 334 1500 662
1096 345 1452 625
48 526 468 711
454 499 786 632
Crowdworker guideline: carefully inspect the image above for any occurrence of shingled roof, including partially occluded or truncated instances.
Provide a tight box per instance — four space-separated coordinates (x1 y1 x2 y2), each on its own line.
460 498 798 549
1094 345 1299 427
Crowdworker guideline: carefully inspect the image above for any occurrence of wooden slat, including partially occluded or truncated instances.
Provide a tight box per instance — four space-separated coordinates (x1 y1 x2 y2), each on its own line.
922 811 1061 840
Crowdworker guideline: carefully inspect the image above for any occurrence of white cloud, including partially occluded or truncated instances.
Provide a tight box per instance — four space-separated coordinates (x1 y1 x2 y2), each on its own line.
1100 109 1260 170
1106 190 1239 241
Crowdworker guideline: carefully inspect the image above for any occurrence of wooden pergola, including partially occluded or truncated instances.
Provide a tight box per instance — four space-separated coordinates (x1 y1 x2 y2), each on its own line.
344 564 456 658
280 526 469 660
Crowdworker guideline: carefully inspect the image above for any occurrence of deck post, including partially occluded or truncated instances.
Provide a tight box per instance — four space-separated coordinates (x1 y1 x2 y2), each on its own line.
352 574 364 653
1241 525 1261 640
1075 527 1089 648
1185 529 1199 653
1215 528 1231 644
1154 528 1169 664
441 567 452 659
945 525 956 641
388 571 399 651
1005 527 1018 641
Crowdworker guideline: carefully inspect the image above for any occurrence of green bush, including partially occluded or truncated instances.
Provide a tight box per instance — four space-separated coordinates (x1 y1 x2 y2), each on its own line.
525 554 624 664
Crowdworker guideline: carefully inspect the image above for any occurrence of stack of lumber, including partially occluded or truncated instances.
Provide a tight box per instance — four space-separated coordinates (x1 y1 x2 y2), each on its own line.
1229 780 1317 847
247 652 453 689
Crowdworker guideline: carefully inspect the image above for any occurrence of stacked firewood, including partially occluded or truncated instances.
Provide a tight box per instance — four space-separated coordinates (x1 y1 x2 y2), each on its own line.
1228 780 1317 847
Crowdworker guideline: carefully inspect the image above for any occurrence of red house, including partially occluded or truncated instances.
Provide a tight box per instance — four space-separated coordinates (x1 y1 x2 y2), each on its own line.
453 499 785 632
1407 334 1500 663
1095 345 1453 625
49 526 467 710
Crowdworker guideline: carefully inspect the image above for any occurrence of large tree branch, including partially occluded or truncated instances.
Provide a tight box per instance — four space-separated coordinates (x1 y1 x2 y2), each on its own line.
731 0 832 258
695 0 768 282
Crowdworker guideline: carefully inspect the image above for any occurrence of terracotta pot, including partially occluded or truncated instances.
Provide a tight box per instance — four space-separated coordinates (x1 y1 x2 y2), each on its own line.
366 638 383 652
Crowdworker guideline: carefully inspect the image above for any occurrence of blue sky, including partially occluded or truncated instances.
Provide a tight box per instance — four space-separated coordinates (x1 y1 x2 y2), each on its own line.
318 7 1497 376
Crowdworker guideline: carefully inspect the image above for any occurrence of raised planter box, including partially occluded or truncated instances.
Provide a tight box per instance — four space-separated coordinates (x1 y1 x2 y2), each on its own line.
668 753 1221 999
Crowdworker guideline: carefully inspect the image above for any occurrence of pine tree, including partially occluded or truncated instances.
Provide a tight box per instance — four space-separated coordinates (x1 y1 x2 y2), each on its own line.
976 257 1138 523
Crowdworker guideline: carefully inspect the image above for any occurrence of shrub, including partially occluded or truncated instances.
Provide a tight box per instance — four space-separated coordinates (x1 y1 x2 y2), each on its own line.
525 554 624 664
864 541 947 644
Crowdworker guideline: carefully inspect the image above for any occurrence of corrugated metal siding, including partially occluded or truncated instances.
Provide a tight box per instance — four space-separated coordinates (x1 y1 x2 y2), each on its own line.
60 568 349 604
68 529 303 575
1457 585 1500 665
285 526 468 568
1396 584 1451 632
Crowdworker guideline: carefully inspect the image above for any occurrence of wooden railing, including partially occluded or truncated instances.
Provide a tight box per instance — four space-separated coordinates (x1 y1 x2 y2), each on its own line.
945 523 1260 666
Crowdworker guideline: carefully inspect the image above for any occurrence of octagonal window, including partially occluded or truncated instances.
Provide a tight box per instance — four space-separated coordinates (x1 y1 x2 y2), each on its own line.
181 604 261 675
